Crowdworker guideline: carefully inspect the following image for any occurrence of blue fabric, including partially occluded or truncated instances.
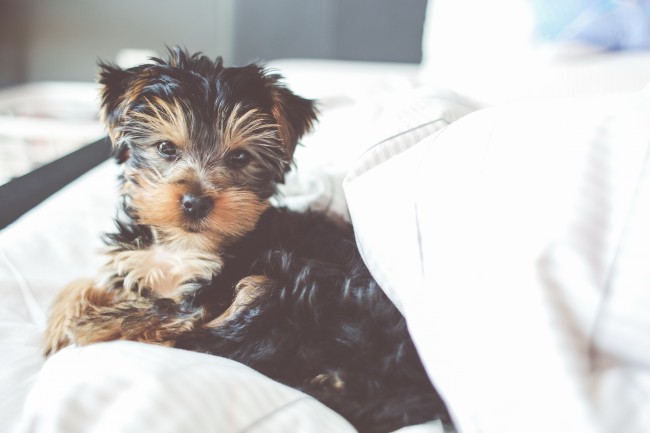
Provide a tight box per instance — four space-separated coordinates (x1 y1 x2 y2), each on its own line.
530 0 650 50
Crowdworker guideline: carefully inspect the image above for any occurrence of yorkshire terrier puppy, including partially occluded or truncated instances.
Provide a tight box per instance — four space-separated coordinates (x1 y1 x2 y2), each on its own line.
44 48 451 433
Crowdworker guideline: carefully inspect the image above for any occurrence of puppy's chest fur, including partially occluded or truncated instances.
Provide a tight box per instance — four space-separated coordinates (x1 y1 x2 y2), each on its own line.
100 224 223 299
99 208 348 303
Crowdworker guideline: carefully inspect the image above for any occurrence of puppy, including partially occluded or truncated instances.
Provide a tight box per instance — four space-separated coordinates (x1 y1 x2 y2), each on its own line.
44 47 451 433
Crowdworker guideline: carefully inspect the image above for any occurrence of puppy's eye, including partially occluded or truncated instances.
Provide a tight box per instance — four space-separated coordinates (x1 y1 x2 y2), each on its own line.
157 141 179 158
227 149 251 168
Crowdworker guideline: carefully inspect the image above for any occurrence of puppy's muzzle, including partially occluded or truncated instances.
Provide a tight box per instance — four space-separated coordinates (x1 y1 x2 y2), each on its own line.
181 194 214 221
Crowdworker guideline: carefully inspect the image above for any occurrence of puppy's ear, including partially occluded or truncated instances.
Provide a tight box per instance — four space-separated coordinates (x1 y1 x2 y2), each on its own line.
97 62 137 163
266 75 318 162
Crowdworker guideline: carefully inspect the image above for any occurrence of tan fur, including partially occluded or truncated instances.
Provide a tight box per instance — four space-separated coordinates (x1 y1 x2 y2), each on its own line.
221 105 278 151
131 174 270 253
100 246 223 298
44 277 207 355
209 190 270 240
73 297 205 347
102 75 148 144
130 180 189 229
70 295 141 346
43 278 117 356
128 98 193 150
205 275 268 328
309 372 346 391
269 87 316 156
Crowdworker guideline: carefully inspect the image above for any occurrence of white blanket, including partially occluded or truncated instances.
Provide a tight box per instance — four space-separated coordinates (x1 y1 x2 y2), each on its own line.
21 342 357 433
4 57 650 433
345 90 650 433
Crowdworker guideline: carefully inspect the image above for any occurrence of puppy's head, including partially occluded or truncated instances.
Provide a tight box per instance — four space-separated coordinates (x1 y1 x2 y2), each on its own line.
99 47 317 252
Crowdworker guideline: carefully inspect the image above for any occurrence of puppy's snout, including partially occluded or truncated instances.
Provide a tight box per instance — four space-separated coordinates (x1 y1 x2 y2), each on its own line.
181 194 214 220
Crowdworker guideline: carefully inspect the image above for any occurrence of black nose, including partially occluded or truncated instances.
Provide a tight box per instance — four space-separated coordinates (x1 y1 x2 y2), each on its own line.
181 194 214 220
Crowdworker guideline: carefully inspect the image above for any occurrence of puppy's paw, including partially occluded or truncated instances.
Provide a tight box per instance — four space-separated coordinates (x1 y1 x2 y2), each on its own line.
43 278 114 356
43 313 72 357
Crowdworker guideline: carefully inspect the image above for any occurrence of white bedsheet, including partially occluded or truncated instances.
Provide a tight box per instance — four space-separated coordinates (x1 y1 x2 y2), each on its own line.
20 342 358 433
345 90 650 433
3 53 650 433
0 160 120 432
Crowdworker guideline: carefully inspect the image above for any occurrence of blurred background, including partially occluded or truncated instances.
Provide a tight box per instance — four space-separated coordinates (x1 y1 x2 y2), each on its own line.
0 0 427 87
0 0 429 226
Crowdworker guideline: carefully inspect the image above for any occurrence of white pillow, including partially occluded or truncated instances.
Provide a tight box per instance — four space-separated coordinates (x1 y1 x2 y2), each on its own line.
19 342 356 433
344 89 478 312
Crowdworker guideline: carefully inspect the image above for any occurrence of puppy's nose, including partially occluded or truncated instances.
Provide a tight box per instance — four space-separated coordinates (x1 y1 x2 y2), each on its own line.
181 194 214 220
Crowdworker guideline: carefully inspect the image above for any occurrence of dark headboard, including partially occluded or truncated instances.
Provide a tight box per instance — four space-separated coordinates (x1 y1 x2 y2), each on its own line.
0 138 111 230
232 0 428 65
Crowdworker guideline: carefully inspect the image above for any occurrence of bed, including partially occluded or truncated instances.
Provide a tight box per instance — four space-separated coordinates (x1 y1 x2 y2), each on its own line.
3 1 650 432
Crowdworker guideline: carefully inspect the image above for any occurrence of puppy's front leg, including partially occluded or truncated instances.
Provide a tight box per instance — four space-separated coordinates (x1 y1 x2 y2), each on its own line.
71 292 206 348
43 278 116 356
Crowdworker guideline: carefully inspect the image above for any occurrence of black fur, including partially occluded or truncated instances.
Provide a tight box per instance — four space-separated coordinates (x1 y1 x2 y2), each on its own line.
99 48 314 183
106 207 452 432
96 48 452 433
